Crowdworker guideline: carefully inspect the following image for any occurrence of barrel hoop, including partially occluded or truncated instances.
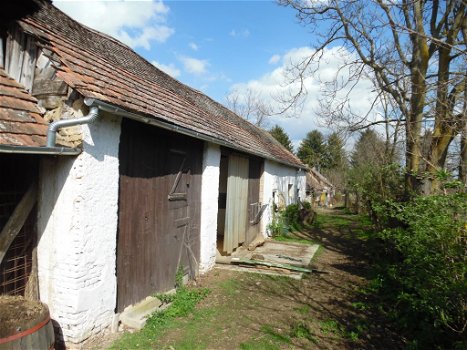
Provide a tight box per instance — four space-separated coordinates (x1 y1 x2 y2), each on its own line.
0 316 51 344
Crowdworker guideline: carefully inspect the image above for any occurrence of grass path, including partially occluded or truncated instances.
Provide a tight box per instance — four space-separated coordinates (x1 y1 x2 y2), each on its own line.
109 208 402 349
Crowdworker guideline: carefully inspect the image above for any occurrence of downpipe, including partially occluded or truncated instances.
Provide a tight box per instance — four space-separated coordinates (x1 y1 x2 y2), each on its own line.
46 98 100 148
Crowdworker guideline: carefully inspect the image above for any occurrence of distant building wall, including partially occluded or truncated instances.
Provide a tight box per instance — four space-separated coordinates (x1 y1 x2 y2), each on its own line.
261 160 306 236
37 112 121 344
199 143 221 273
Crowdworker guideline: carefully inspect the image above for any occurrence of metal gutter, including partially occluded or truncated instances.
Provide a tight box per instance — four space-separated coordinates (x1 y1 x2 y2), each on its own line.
0 144 81 155
47 98 100 147
86 98 307 170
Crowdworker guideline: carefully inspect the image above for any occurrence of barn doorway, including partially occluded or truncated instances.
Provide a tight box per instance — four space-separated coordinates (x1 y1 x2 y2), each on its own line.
117 119 203 311
217 151 263 255
0 155 38 297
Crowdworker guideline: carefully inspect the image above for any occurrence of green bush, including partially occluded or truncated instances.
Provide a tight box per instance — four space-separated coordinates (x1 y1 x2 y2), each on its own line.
370 193 467 348
283 204 302 231
268 203 314 237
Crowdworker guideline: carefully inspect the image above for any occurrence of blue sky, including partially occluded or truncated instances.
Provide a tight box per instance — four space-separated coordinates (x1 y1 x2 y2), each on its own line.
153 1 312 98
54 0 376 149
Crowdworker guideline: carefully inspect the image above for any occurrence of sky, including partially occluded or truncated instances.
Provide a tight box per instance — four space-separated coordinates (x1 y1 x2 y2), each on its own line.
53 0 377 150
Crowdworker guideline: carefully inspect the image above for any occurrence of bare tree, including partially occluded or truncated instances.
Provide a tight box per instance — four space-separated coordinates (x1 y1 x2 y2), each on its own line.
279 0 466 193
225 88 273 128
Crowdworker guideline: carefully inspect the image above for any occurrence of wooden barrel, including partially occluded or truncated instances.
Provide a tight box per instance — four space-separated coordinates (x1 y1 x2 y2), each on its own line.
0 296 54 350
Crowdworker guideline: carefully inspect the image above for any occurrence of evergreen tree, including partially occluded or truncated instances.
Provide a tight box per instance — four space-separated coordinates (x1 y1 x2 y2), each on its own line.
322 132 348 190
323 132 347 170
297 130 325 169
269 125 294 153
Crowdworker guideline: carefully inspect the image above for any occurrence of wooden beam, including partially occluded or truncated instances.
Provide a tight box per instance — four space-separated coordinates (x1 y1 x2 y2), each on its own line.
231 257 314 273
0 182 37 265
32 79 67 96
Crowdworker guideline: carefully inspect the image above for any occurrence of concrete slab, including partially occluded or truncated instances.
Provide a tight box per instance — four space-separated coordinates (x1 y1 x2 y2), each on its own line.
119 296 166 330
214 264 304 280
216 240 320 279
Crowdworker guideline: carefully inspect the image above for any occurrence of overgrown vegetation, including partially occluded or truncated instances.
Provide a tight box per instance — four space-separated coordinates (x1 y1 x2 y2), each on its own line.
365 193 467 349
268 202 314 241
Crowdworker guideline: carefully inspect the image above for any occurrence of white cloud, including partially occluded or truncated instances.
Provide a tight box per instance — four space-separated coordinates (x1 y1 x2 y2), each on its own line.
227 46 378 146
151 60 181 78
229 29 250 38
53 0 174 50
179 56 209 75
268 54 281 65
189 42 199 51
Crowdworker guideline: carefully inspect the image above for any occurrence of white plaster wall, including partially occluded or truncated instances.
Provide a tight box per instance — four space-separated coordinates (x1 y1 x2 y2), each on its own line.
261 160 306 236
199 142 220 273
37 113 121 345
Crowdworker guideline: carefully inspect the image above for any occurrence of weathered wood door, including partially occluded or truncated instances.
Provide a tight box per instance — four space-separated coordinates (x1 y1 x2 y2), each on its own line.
246 158 263 245
224 154 249 254
117 119 202 311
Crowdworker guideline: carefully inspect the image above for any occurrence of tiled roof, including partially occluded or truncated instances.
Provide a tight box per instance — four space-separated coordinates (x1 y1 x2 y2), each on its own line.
0 68 48 147
307 168 333 191
17 0 304 168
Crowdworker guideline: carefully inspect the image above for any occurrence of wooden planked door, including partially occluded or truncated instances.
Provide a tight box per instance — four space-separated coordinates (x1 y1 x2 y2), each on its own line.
246 158 263 245
224 154 249 254
117 119 202 311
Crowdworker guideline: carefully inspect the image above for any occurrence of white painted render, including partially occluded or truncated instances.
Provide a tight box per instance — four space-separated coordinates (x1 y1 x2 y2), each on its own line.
37 113 121 344
261 160 306 236
34 111 303 344
199 142 221 273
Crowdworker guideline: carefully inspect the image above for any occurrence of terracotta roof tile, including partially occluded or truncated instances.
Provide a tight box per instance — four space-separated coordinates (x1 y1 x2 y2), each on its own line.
19 0 304 168
0 68 48 147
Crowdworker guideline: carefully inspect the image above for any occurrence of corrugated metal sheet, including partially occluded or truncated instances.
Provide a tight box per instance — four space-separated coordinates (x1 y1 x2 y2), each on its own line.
0 68 47 147
17 1 305 169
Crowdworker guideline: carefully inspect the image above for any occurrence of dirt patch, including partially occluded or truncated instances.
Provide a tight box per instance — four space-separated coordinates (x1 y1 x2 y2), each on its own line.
103 208 403 349
141 209 403 349
0 295 46 337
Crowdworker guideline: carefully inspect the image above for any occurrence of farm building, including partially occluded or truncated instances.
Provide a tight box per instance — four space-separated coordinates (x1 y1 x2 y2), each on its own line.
0 0 306 345
306 168 334 207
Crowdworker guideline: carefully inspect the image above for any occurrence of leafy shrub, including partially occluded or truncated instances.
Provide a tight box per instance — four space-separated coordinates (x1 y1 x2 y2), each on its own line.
283 204 302 231
369 193 467 348
347 162 405 221
269 203 315 237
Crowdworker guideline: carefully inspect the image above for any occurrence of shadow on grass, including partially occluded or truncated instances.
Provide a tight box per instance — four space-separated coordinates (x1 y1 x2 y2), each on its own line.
233 208 404 350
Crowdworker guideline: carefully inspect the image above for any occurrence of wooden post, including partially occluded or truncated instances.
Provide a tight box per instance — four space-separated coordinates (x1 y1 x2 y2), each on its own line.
24 247 39 301
0 182 37 265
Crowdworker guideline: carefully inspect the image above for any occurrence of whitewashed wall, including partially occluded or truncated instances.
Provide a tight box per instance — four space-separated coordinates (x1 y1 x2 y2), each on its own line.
261 160 306 236
199 143 220 273
37 113 121 345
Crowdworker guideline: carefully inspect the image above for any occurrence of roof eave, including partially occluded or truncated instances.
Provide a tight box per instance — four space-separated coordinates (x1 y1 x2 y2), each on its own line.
87 98 306 170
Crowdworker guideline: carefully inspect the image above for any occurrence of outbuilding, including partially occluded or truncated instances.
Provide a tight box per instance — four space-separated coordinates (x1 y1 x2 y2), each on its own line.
0 0 306 345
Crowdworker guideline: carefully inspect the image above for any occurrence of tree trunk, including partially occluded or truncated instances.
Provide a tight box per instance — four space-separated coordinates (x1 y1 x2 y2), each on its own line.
405 0 429 195
459 82 467 185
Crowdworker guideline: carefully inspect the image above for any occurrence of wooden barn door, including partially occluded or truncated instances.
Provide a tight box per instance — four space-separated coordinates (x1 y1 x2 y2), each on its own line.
246 158 263 245
224 155 249 254
117 119 202 311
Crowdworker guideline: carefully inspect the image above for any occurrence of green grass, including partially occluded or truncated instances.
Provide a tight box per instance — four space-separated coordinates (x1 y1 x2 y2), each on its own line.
294 305 311 315
219 278 239 295
239 339 281 350
110 286 210 349
261 324 292 343
319 319 342 335
272 234 315 245
313 212 371 229
290 321 317 343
